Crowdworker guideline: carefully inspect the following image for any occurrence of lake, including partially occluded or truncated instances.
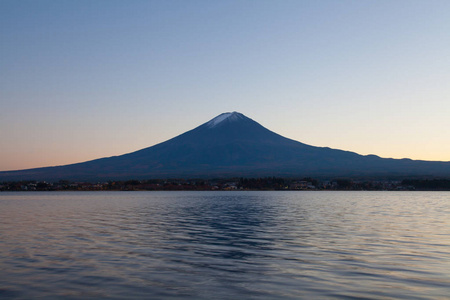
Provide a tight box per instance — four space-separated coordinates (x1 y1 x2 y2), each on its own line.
0 191 449 299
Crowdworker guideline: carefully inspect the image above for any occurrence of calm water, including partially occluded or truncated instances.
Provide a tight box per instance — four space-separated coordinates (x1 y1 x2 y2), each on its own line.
0 191 449 299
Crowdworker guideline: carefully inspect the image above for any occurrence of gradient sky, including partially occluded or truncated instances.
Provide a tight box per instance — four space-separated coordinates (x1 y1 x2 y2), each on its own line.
1 0 450 171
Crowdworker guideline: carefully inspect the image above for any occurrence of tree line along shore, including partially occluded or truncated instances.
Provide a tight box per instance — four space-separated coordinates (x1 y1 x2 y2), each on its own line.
1 178 450 191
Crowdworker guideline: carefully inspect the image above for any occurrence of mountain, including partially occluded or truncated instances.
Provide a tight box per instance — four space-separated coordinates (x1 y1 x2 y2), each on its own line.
1 112 449 181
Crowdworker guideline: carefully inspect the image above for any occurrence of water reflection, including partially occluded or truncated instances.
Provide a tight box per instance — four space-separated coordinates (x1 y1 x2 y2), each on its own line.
0 191 449 299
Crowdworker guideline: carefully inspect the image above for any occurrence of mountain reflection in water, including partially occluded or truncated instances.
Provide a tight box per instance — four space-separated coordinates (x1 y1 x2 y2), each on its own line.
0 191 449 299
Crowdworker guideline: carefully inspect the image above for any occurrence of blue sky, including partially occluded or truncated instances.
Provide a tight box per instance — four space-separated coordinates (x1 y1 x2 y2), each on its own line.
1 0 449 171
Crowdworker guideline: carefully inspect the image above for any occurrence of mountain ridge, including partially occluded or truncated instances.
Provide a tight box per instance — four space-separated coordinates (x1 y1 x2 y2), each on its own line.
1 112 449 181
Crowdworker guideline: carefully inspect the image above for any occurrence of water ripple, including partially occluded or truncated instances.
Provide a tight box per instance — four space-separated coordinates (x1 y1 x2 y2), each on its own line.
0 191 449 299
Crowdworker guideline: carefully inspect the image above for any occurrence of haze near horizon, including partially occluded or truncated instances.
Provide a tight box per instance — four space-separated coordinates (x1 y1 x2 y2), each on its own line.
1 0 450 171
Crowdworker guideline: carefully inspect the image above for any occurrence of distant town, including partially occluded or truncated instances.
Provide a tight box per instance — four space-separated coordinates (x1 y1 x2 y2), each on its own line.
1 177 450 191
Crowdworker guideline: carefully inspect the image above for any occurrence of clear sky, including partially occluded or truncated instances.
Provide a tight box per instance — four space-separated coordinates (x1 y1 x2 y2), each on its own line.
1 0 450 171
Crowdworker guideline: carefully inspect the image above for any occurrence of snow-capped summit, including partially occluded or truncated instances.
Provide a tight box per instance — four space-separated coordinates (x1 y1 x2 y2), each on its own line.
206 111 244 128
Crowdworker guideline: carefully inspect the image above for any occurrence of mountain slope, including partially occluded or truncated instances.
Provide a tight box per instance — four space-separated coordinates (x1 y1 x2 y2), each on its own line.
1 112 449 181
